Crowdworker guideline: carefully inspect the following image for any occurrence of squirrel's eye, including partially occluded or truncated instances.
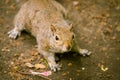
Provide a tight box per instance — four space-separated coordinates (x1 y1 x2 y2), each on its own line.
55 36 59 40
72 34 75 39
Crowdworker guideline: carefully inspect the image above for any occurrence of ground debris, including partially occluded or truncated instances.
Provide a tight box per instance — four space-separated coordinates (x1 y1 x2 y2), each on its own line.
67 62 72 67
16 70 52 80
0 17 4 24
25 63 34 68
30 70 52 77
116 26 120 32
72 1 79 6
81 67 85 70
98 63 108 72
34 63 46 69
8 47 48 80
1 47 10 52
62 72 67 76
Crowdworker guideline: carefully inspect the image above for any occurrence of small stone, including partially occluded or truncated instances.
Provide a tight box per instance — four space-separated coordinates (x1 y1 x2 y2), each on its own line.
82 67 85 70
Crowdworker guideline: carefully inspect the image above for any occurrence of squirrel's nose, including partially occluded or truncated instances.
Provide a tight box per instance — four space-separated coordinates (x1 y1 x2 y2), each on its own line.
64 41 71 51
67 45 71 50
65 44 71 51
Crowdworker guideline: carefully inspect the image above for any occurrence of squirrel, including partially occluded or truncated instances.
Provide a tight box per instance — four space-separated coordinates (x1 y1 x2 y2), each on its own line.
8 0 91 72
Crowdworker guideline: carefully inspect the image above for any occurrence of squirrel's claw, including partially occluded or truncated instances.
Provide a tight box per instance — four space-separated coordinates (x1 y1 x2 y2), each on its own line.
8 29 21 39
79 48 92 56
48 63 61 72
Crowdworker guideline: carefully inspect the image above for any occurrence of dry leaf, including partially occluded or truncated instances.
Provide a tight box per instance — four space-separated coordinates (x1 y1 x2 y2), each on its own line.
116 26 120 32
101 65 108 72
25 63 34 68
68 63 72 66
73 1 79 6
98 63 108 72
34 63 46 69
30 51 39 56
1 47 10 52
22 58 34 63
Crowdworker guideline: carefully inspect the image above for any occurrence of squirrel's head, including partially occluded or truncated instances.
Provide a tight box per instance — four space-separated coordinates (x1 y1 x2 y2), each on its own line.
50 24 75 53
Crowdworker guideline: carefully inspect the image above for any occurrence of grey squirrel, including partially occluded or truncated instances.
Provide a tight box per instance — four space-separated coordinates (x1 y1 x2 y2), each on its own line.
8 0 91 72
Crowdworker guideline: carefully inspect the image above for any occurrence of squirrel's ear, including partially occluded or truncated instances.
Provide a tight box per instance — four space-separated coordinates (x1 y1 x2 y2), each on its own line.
50 24 56 32
69 24 73 30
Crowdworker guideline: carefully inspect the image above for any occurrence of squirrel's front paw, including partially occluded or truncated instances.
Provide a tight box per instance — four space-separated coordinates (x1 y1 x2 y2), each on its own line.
8 29 21 39
48 62 61 72
79 48 91 56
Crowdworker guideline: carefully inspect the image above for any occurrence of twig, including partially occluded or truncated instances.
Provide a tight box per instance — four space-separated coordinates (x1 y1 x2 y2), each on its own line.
16 70 52 80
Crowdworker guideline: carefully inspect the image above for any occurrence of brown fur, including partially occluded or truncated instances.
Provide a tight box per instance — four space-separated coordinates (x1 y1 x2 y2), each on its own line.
8 0 91 72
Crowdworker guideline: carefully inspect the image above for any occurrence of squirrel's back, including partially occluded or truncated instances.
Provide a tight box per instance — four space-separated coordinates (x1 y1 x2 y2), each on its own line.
15 0 69 37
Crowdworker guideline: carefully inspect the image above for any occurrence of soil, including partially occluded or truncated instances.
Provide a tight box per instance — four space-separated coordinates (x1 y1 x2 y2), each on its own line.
0 0 120 80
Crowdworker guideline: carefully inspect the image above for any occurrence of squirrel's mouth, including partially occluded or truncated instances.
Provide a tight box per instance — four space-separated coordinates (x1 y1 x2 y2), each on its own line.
62 45 71 52
50 44 72 53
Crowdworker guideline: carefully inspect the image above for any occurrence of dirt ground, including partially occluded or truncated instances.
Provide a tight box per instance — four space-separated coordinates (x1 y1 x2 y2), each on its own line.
0 0 120 80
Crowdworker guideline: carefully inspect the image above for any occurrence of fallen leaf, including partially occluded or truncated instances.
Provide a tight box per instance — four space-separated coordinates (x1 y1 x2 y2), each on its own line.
101 47 107 51
34 63 46 69
5 0 10 4
21 57 34 63
62 72 67 76
68 63 72 66
101 65 108 72
1 47 10 52
73 1 79 6
13 66 19 70
30 51 39 56
0 18 4 24
116 26 120 32
76 69 80 73
25 63 34 68
98 63 108 72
